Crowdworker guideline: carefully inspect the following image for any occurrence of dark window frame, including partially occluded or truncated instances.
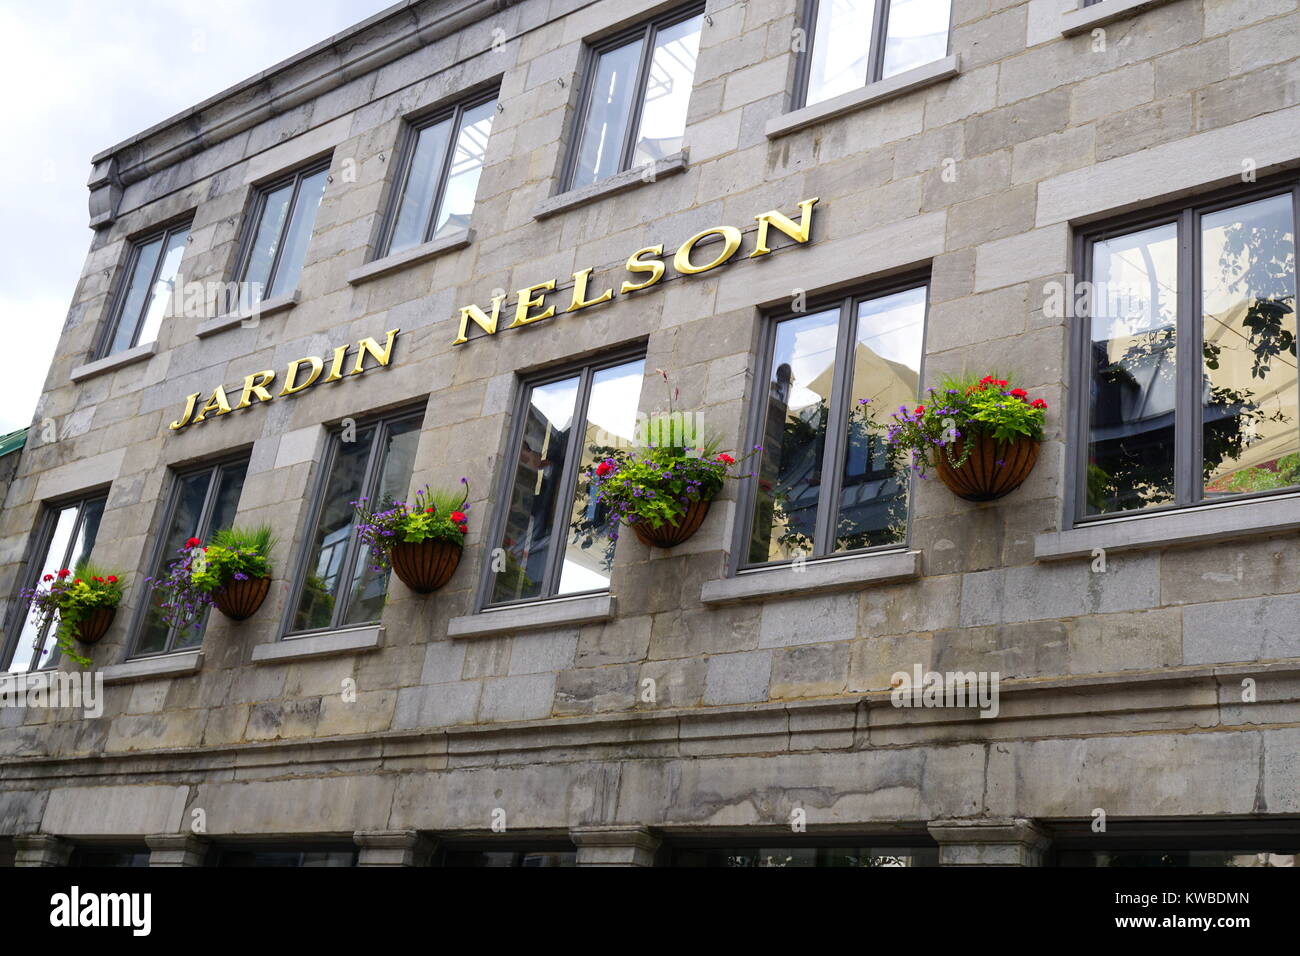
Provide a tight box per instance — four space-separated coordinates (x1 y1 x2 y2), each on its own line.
561 2 705 192
282 407 426 638
1 492 109 673
733 273 931 573
477 346 646 611
376 87 499 258
127 454 250 659
233 158 332 297
793 0 955 110
434 841 578 867
1068 174 1300 526
96 219 192 359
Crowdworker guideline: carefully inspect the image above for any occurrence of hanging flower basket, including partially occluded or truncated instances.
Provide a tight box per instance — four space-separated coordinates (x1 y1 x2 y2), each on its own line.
19 565 126 666
389 539 463 593
933 433 1041 502
867 373 1048 505
74 606 116 645
353 482 470 594
214 574 272 620
632 496 714 549
152 525 277 634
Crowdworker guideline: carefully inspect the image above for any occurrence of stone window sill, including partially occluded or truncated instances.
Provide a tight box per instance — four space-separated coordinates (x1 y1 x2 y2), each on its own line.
195 289 299 338
700 549 920 605
766 56 960 139
103 650 203 684
531 151 689 220
1060 0 1176 36
347 229 474 285
1034 493 1300 560
70 341 158 383
250 624 384 663
448 593 615 639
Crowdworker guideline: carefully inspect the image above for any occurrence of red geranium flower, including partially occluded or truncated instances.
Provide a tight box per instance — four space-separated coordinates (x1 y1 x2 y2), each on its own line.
426 507 434 514
595 461 614 477
186 537 201 548
1031 399 1048 409
979 375 995 385
914 406 925 416
716 453 735 465
74 579 82 585
450 511 466 523
458 524 468 534
43 573 54 582
58 569 70 578
1010 388 1028 399
107 575 118 583
995 379 1008 389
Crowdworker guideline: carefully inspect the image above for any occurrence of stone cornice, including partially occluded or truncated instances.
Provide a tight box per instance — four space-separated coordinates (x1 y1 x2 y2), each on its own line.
86 0 522 226
3 660 1299 787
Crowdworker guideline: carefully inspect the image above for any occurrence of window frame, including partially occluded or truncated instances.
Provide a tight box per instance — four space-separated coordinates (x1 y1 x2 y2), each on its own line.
477 346 647 611
733 273 931 574
1 492 109 673
376 88 499 258
127 454 250 659
1068 174 1300 527
96 219 192 359
793 0 955 110
233 158 332 298
282 408 426 638
561 2 705 192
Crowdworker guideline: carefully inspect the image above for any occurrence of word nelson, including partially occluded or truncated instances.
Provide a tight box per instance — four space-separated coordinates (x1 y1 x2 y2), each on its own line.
453 197 820 345
169 329 400 431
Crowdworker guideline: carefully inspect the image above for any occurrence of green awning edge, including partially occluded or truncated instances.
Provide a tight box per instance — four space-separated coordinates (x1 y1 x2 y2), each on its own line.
0 427 29 459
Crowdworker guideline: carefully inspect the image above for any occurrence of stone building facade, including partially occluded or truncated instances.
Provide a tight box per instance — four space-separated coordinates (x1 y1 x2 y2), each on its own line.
1 0 1298 867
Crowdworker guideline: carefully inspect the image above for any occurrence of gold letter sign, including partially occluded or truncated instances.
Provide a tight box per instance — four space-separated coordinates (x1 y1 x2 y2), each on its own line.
169 329 400 432
453 197 820 345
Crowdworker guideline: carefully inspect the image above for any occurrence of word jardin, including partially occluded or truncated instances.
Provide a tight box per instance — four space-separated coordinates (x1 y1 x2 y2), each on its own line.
169 328 400 431
453 197 821 345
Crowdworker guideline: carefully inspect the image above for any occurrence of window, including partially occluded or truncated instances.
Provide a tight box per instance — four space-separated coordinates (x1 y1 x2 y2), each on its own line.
436 845 577 867
288 411 422 634
566 5 703 190
132 458 248 657
216 846 357 867
381 93 497 257
485 355 645 605
100 222 190 356
237 160 330 302
799 0 953 108
672 844 938 866
67 846 152 867
2 495 106 673
1077 183 1298 519
742 281 928 566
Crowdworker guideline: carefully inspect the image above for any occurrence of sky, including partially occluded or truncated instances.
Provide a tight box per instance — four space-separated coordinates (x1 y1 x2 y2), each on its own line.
0 0 397 435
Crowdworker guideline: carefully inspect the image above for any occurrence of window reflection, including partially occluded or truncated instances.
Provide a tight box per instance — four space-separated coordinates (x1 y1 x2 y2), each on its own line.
881 0 951 79
1087 222 1180 515
806 0 873 106
5 497 105 673
673 845 939 866
837 287 925 550
631 15 701 167
749 310 839 562
1200 195 1298 497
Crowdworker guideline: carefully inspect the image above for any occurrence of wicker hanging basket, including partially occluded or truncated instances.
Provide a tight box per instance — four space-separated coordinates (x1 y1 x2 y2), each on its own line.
389 539 462 593
73 606 116 644
214 575 272 621
632 497 713 549
933 433 1040 502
